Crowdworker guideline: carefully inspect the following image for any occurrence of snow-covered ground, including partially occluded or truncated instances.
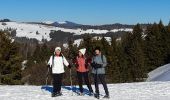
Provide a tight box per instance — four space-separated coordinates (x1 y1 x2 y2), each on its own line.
0 22 132 41
1 82 170 100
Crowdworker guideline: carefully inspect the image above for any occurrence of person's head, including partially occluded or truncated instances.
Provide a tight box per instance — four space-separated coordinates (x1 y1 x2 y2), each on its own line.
54 47 61 56
94 46 101 55
78 48 86 57
78 51 83 57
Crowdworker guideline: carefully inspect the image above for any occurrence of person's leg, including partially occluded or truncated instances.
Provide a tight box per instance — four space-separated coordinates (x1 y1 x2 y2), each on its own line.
77 71 83 93
58 73 63 93
98 74 109 96
93 74 99 97
52 74 58 94
55 74 60 93
83 72 93 93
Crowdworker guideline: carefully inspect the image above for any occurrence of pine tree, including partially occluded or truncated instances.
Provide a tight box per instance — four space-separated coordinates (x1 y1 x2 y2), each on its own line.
81 34 94 56
0 31 22 84
67 38 77 60
100 36 111 55
165 22 170 63
109 36 120 82
40 43 51 62
145 23 165 72
123 24 146 82
158 20 167 62
116 42 128 82
32 44 42 63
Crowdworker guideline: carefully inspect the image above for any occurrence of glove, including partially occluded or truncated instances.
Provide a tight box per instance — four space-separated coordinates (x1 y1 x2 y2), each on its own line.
91 63 102 69
68 65 72 69
47 65 50 68
91 62 96 68
95 64 102 69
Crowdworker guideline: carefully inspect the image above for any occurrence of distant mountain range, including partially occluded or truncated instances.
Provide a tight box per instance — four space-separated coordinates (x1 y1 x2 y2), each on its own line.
0 18 148 30
0 18 149 44
51 21 82 28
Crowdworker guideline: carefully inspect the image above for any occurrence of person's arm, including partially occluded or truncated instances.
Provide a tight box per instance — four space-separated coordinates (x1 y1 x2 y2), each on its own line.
47 56 52 67
91 57 96 68
87 57 92 64
91 57 94 63
63 56 69 67
102 55 107 67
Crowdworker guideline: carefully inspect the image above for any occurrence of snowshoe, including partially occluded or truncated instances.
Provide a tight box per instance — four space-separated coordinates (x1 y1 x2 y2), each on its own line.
89 92 94 96
51 92 62 97
77 92 84 96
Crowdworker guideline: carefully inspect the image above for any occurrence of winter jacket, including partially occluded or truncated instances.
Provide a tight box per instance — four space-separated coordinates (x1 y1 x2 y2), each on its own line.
91 54 107 74
75 56 90 72
48 55 69 74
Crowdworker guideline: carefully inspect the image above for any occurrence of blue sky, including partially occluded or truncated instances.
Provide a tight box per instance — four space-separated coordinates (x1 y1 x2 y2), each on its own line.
0 0 170 25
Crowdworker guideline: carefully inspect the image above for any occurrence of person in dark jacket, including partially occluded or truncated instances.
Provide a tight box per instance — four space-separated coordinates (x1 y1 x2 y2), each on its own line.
91 47 109 99
74 48 93 96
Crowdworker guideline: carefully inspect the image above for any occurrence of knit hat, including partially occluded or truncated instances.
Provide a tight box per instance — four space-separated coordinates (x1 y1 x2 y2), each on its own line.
55 47 61 52
79 48 86 55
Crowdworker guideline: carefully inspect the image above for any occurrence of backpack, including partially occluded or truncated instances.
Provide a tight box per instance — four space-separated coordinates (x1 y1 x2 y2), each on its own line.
51 54 64 68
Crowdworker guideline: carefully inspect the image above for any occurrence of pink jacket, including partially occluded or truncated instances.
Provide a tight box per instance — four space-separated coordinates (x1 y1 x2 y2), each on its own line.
75 56 91 72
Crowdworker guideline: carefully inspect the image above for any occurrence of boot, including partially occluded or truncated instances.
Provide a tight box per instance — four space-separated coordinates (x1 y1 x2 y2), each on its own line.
103 95 110 99
94 93 100 99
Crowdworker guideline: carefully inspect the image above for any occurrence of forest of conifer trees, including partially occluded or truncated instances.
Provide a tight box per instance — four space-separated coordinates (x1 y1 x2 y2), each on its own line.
1 21 170 85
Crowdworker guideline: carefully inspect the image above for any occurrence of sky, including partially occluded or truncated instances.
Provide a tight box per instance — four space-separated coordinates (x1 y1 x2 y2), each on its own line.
0 0 170 25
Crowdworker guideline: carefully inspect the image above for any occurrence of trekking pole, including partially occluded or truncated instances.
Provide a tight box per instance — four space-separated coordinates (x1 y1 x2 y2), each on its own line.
41 66 50 94
69 68 73 96
45 67 50 86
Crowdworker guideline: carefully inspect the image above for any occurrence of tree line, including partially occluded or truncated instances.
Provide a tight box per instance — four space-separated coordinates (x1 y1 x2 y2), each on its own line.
0 20 170 85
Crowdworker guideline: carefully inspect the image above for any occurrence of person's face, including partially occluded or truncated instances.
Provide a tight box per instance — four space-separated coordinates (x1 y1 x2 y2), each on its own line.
95 50 100 55
79 51 83 57
55 50 61 55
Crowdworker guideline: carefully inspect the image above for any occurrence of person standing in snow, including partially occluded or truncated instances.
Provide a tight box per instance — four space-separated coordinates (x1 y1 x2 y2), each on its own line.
91 47 109 99
47 47 71 97
73 48 94 96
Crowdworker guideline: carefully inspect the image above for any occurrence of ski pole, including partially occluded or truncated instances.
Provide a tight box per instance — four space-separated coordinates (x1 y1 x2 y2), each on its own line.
69 68 73 96
45 67 50 86
41 66 50 94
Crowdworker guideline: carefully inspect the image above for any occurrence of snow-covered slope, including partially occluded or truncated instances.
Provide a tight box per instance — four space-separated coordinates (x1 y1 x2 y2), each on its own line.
43 21 54 24
1 82 170 100
0 22 132 41
147 64 170 81
63 37 112 48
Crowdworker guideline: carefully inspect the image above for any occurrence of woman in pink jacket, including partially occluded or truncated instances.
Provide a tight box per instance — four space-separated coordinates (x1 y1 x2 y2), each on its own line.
74 48 93 96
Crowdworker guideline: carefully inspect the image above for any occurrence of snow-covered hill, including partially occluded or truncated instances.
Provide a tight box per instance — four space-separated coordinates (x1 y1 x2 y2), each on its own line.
147 64 170 81
1 82 170 100
0 22 132 41
63 37 113 47
52 21 82 27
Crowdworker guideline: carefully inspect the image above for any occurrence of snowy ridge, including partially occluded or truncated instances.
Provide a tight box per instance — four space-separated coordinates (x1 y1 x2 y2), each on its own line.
58 21 67 24
63 37 112 48
1 82 170 100
146 64 170 81
43 21 54 24
0 22 133 41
